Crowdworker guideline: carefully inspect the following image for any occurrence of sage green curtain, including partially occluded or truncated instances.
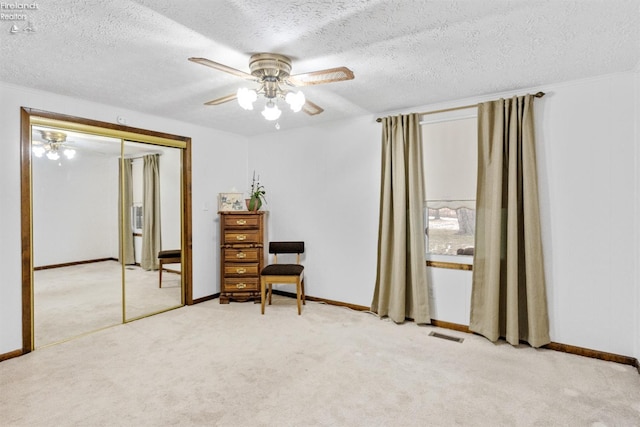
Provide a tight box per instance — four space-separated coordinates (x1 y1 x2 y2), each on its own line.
118 158 135 265
470 95 550 348
141 154 161 271
371 113 431 324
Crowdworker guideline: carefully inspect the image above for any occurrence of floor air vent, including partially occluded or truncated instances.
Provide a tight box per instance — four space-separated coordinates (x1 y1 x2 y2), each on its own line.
429 331 464 343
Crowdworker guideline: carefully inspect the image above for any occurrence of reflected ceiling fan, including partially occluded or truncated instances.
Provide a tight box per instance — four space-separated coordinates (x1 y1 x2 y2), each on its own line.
32 130 77 160
188 53 354 120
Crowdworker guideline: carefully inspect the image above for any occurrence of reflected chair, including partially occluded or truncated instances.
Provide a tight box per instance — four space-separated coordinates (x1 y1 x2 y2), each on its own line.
260 241 305 315
158 249 181 288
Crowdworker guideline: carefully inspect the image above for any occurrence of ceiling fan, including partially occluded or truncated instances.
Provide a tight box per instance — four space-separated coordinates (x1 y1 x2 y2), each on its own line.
32 129 77 160
188 53 354 120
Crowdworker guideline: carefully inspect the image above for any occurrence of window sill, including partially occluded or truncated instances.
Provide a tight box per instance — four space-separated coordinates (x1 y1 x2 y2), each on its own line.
425 254 473 271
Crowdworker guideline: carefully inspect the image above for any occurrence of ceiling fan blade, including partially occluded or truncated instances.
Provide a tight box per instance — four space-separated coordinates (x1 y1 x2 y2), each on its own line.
287 66 354 86
204 93 237 106
188 57 255 80
302 99 324 116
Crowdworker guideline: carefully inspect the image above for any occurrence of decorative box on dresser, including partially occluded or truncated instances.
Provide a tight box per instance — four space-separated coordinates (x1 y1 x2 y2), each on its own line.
219 211 267 303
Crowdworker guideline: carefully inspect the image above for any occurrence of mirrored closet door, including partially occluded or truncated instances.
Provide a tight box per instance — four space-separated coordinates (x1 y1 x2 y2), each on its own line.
31 129 123 347
23 109 191 350
122 140 183 321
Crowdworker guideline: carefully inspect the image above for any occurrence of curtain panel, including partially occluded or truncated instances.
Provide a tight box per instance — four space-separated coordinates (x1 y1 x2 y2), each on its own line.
141 154 161 271
118 158 135 265
470 95 550 348
371 113 431 324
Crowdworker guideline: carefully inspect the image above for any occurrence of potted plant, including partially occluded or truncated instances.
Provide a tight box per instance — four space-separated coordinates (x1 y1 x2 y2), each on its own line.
246 171 266 211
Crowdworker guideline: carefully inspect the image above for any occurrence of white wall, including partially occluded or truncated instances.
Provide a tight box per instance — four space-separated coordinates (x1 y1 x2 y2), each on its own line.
248 72 639 357
537 74 636 357
0 82 248 354
32 152 118 266
247 117 380 306
159 146 182 252
427 267 471 325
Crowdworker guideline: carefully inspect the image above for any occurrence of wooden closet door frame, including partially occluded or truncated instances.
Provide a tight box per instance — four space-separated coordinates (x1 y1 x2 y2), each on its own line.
20 107 193 353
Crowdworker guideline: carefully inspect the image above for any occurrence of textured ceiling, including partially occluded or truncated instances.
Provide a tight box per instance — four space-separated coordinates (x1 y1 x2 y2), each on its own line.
2 0 639 136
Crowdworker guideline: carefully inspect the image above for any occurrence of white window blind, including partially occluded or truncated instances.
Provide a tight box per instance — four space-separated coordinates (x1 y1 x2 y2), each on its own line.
422 115 477 209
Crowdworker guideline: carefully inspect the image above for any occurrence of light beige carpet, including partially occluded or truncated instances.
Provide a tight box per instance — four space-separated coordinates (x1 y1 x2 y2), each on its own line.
2 296 640 426
34 260 182 347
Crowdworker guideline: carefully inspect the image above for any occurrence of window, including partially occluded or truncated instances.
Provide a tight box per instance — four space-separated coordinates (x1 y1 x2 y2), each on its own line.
421 110 477 258
132 203 143 233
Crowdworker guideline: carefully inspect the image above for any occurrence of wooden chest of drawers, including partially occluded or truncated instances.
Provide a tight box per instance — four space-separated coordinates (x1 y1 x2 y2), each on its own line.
219 211 267 303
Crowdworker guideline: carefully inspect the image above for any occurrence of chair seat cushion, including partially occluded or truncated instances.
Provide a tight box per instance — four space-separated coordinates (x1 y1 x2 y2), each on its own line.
261 264 304 276
158 249 181 259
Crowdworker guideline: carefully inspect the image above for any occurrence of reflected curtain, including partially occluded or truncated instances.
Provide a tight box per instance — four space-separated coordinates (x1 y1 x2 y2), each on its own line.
470 95 550 348
141 154 161 271
371 113 431 324
118 158 135 265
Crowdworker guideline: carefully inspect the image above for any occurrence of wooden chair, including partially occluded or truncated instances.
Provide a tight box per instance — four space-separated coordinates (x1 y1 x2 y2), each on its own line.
260 241 305 315
158 249 181 288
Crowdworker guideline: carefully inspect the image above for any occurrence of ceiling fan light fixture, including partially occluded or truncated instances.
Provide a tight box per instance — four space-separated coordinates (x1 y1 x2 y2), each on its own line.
32 145 45 157
285 91 306 112
35 130 76 161
46 150 60 161
63 148 76 159
261 100 282 121
237 87 257 110
191 53 354 120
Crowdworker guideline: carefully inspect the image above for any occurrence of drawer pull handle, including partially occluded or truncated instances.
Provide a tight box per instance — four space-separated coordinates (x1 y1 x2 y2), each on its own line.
236 283 247 289
236 252 246 259
236 219 247 225
236 268 247 274
236 234 247 241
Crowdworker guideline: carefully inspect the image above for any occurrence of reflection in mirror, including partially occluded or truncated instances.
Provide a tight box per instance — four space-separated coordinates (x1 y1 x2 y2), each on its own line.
31 126 184 347
123 140 183 321
32 126 123 347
